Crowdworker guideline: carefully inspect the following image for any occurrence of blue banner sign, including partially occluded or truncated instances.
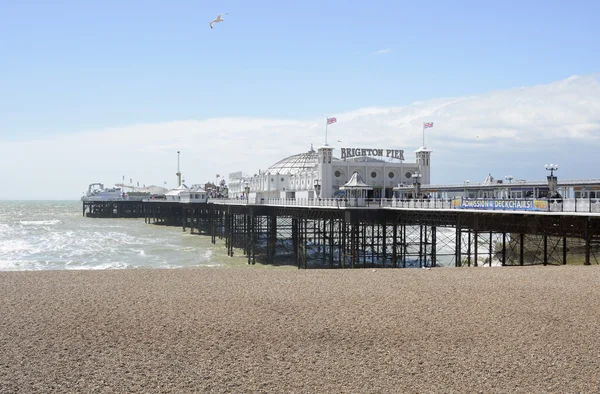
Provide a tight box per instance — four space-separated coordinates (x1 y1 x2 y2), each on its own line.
452 198 548 211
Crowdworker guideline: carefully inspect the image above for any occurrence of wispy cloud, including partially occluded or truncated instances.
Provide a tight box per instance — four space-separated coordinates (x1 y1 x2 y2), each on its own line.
372 48 392 55
1 75 599 199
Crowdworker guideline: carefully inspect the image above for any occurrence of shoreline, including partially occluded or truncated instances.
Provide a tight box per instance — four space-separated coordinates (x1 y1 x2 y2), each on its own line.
1 266 600 392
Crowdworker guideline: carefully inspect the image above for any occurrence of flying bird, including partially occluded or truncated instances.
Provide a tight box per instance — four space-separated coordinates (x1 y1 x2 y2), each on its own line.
210 13 228 29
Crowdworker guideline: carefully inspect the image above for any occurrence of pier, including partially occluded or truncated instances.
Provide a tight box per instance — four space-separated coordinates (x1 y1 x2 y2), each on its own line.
83 197 600 268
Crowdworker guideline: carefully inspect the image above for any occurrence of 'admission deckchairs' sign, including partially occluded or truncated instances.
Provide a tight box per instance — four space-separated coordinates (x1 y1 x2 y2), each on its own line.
452 198 548 211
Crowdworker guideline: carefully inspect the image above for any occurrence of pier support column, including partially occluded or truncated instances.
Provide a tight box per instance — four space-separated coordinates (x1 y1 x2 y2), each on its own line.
419 225 424 268
488 231 492 267
585 217 591 265
456 221 462 267
467 229 472 267
543 234 548 266
519 233 525 266
431 226 437 267
392 222 398 268
502 232 506 266
474 230 478 267
268 214 277 264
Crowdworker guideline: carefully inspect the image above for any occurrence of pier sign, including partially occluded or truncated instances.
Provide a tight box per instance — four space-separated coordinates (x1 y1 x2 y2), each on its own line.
452 198 549 211
341 148 404 160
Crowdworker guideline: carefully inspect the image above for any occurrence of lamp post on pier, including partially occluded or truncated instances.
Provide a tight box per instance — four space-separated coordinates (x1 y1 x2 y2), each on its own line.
314 179 321 199
545 164 559 198
244 182 250 203
413 172 422 199
504 175 514 198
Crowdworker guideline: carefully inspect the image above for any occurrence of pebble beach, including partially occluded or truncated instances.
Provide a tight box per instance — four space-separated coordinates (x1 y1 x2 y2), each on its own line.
1 266 600 393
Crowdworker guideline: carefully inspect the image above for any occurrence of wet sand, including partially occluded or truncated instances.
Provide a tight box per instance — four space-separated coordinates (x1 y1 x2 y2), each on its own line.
1 266 600 393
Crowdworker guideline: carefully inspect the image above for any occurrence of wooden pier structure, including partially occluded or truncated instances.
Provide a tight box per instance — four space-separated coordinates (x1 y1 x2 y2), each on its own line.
82 198 600 268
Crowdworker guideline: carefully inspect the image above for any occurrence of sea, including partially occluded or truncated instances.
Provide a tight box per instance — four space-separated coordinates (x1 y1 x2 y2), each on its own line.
0 201 501 271
0 200 252 271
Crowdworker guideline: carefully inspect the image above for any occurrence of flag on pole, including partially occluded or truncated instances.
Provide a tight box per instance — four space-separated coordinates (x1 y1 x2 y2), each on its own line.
216 174 220 178
424 122 434 128
327 117 337 125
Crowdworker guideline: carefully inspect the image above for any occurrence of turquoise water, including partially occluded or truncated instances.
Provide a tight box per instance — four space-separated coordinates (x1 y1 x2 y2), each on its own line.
0 201 253 271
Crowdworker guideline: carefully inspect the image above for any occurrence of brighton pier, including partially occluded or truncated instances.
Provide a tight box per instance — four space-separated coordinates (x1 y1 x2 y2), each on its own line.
82 145 600 268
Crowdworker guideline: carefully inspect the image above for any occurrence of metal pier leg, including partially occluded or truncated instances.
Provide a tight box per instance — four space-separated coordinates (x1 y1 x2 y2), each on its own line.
251 214 256 265
489 231 492 267
362 222 367 268
585 217 591 266
456 218 462 267
269 214 277 264
419 225 423 268
432 226 437 268
392 222 397 268
352 223 358 269
370 221 375 268
563 237 567 265
329 219 334 268
467 230 472 267
382 220 387 268
304 218 308 269
543 234 548 266
402 224 407 268
502 232 506 266
519 233 525 266
474 230 478 267
292 218 298 266
243 215 247 256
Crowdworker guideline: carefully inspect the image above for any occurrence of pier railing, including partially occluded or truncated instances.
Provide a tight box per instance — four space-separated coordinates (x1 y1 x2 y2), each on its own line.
209 197 369 207
208 197 600 213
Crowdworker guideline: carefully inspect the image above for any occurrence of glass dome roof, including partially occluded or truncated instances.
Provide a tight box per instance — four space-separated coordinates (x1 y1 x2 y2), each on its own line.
265 146 319 175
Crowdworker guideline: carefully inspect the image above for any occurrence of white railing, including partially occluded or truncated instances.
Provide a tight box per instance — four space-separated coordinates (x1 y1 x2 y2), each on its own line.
209 198 250 205
382 199 454 209
206 197 600 213
549 198 600 213
263 198 366 207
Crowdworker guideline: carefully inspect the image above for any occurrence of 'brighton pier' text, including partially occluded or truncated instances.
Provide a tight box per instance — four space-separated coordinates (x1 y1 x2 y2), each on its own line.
341 148 405 160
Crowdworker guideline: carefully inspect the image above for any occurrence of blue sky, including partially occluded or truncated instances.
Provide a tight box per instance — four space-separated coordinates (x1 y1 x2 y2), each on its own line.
0 0 599 198
2 0 599 137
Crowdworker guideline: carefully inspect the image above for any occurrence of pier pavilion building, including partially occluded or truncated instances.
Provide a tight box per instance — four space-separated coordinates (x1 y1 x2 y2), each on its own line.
228 144 432 200
393 173 600 200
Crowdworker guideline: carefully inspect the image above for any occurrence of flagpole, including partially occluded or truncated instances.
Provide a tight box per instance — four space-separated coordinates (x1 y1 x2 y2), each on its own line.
325 117 328 145
422 122 425 147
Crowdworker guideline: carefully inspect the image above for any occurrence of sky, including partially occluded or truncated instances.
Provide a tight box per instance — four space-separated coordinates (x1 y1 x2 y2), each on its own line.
1 0 599 199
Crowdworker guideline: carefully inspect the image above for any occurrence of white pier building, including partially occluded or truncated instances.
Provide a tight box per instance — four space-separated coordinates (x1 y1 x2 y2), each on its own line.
228 144 431 200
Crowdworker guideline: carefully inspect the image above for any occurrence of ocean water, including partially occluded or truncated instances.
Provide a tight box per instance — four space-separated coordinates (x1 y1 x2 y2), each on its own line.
0 201 501 271
0 201 251 271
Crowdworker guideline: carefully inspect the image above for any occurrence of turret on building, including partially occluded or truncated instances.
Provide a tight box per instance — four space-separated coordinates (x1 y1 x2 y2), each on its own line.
415 146 432 185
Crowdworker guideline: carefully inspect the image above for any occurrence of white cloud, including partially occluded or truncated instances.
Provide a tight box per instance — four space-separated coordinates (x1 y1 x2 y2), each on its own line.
372 48 392 55
1 75 599 199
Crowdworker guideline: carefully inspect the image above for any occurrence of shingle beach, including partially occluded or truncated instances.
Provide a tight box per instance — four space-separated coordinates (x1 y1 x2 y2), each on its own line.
1 266 599 393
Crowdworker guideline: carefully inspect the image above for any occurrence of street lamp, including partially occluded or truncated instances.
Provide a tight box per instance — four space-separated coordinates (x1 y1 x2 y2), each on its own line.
244 182 250 203
503 175 514 199
545 164 559 198
545 164 558 177
314 179 321 199
413 171 422 198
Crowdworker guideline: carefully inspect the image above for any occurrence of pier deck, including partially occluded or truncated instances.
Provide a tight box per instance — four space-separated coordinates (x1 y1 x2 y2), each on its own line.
82 198 600 268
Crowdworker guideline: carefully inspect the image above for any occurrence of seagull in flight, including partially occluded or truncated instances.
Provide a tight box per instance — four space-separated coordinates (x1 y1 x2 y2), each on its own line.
210 13 228 29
